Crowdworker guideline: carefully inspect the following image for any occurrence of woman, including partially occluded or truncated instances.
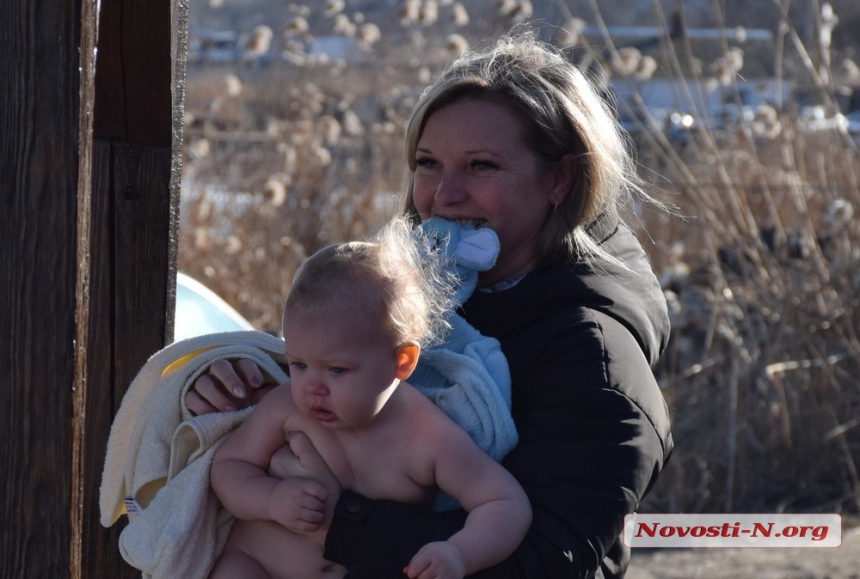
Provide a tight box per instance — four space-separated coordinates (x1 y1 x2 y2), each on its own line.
188 33 673 579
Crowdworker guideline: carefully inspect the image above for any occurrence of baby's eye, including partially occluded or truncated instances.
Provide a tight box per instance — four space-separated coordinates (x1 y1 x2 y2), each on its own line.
289 361 307 371
329 366 347 375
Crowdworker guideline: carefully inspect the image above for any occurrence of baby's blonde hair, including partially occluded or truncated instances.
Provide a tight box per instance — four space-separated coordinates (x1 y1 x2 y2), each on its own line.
284 217 453 348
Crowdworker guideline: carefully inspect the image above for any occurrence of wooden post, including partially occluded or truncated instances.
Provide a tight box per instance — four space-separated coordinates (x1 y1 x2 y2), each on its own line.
1 0 184 575
2 0 84 574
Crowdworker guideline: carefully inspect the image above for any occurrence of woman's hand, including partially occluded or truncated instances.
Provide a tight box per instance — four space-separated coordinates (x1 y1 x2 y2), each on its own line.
185 358 277 415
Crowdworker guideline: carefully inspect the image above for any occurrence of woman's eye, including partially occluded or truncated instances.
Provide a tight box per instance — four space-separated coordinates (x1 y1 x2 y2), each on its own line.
415 157 437 170
471 159 498 171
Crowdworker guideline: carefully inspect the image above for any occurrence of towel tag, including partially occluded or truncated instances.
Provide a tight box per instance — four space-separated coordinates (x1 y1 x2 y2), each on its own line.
124 497 142 521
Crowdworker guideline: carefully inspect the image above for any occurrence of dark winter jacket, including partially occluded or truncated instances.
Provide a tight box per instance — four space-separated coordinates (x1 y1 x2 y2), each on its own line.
324 212 674 579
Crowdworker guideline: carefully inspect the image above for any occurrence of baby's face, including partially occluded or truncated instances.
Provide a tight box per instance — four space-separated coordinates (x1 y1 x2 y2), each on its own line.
282 304 401 431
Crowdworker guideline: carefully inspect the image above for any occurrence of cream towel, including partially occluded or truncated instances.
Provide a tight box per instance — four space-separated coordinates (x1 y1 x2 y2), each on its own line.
99 330 288 579
118 408 251 579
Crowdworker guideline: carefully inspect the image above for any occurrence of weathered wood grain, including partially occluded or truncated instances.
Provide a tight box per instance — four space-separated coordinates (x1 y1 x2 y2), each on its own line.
77 0 178 574
1 0 82 575
2 0 181 576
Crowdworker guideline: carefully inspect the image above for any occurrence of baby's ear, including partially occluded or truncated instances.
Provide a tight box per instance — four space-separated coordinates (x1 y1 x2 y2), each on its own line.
394 343 421 380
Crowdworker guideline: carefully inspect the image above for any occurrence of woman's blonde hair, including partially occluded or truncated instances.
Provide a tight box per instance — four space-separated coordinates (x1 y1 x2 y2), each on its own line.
285 217 453 348
401 32 647 267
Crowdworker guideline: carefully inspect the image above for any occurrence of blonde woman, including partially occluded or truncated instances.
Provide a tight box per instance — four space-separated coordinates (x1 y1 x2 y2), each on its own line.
190 33 673 579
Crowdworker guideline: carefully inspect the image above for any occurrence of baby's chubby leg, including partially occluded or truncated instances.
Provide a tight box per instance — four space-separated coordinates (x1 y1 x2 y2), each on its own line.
208 534 269 579
210 519 346 579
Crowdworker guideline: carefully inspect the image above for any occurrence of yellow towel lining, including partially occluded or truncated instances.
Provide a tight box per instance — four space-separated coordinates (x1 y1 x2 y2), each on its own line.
161 347 219 377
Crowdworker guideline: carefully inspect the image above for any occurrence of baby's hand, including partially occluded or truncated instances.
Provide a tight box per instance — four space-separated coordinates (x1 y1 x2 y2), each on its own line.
268 477 329 534
404 541 466 579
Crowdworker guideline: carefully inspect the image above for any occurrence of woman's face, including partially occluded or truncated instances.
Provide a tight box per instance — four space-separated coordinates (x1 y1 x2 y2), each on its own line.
412 97 563 286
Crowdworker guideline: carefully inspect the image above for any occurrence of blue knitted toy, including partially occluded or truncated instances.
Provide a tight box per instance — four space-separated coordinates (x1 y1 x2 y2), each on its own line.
409 217 518 511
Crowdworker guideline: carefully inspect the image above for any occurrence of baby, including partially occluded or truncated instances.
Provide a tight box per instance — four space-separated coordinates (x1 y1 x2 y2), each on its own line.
208 218 531 579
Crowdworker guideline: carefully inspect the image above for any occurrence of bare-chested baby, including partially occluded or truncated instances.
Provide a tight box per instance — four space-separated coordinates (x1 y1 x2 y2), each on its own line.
208 218 532 579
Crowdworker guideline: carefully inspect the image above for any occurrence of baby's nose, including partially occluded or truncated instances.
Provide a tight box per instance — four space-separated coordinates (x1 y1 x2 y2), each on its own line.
305 379 329 397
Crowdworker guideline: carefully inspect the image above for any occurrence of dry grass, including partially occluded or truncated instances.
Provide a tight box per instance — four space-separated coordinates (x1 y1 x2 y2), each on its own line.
636 126 860 515
178 2 860 517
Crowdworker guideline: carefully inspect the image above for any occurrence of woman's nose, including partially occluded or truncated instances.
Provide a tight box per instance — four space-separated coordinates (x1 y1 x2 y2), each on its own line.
434 171 467 206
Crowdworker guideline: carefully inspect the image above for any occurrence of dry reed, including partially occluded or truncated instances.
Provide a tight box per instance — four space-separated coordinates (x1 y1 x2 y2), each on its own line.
179 1 860 517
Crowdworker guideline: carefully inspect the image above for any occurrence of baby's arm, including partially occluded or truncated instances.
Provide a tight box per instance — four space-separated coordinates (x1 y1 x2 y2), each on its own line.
404 419 532 579
210 384 331 533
